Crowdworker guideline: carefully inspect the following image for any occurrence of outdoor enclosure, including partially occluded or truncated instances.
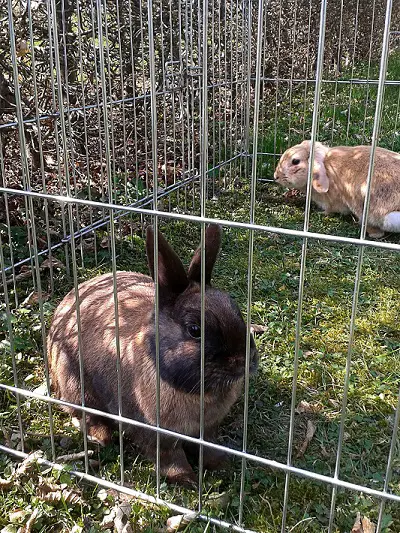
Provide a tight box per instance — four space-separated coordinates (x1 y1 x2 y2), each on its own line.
1 0 400 531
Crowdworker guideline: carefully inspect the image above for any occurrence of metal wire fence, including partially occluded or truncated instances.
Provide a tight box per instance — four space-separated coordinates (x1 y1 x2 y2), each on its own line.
0 0 400 531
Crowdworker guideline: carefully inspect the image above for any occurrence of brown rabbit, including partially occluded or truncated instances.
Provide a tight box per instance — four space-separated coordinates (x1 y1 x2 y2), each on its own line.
274 140 400 237
48 224 258 486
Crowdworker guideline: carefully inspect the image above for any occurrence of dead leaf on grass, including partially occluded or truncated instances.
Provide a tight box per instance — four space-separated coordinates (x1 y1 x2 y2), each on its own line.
100 235 109 248
295 400 320 414
114 502 133 533
0 478 14 490
15 451 43 477
166 512 198 532
37 479 83 505
41 257 65 270
296 420 316 458
250 324 268 333
351 512 376 533
19 508 39 533
205 491 230 509
21 290 50 307
101 503 133 533
9 509 29 523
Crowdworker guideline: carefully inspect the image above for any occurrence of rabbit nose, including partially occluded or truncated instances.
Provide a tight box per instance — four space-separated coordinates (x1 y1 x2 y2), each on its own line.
274 170 279 180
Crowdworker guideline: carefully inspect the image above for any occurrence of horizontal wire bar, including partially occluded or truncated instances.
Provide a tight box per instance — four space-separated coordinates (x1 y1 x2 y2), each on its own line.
1 174 196 273
255 77 400 86
1 152 245 275
1 383 399 503
0 444 256 533
0 80 247 131
2 186 400 257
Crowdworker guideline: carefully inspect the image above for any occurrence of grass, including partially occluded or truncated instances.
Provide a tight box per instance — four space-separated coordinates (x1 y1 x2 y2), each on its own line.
1 55 400 532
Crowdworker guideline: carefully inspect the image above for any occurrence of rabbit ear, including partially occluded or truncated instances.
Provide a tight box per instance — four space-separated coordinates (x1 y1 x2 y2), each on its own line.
146 226 189 295
312 158 329 193
308 143 329 193
187 224 222 284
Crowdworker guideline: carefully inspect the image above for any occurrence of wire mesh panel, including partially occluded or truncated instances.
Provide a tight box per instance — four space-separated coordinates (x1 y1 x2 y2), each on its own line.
1 0 400 531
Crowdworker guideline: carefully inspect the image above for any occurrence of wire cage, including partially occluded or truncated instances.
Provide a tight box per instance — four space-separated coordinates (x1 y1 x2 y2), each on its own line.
1 0 400 531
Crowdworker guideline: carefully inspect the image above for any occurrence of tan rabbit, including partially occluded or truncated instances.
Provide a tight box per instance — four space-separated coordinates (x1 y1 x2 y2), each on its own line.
274 140 400 237
48 224 258 487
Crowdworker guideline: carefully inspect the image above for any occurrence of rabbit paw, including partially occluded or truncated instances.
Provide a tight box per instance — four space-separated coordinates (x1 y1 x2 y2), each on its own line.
202 447 231 471
166 471 198 489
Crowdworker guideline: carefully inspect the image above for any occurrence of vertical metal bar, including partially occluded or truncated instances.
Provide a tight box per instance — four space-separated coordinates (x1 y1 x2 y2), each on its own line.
330 0 344 145
7 0 36 289
0 231 25 453
49 0 89 473
198 0 209 511
138 0 150 195
89 0 106 211
147 0 161 495
28 0 54 294
0 135 18 307
359 0 392 240
390 86 400 150
76 0 98 265
362 0 377 144
287 0 299 147
328 2 393 529
281 0 328 530
345 0 361 143
273 0 284 158
376 385 400 532
243 0 252 162
25 2 57 459
210 0 216 198
8 0 56 458
301 0 313 142
238 0 263 524
126 0 141 223
96 0 125 485
60 0 84 267
115 0 128 189
46 0 70 276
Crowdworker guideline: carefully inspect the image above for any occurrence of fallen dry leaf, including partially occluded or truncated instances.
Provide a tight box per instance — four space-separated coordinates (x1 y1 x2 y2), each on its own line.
351 512 376 533
37 479 83 505
9 509 29 523
101 508 117 529
19 508 39 533
21 291 50 307
41 257 65 270
205 491 230 509
15 451 43 477
296 420 316 458
295 400 320 414
320 444 330 458
114 502 133 533
0 478 14 490
250 324 268 333
100 236 109 248
166 512 198 532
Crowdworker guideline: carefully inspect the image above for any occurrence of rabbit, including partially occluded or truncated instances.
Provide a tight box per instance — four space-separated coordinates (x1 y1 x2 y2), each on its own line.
48 224 258 487
274 140 400 238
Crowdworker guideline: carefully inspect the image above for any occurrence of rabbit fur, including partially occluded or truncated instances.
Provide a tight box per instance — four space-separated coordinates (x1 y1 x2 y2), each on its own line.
48 224 258 486
274 140 400 237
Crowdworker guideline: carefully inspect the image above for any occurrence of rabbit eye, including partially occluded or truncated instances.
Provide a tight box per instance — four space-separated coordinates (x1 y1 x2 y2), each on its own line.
292 158 300 165
187 324 201 339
